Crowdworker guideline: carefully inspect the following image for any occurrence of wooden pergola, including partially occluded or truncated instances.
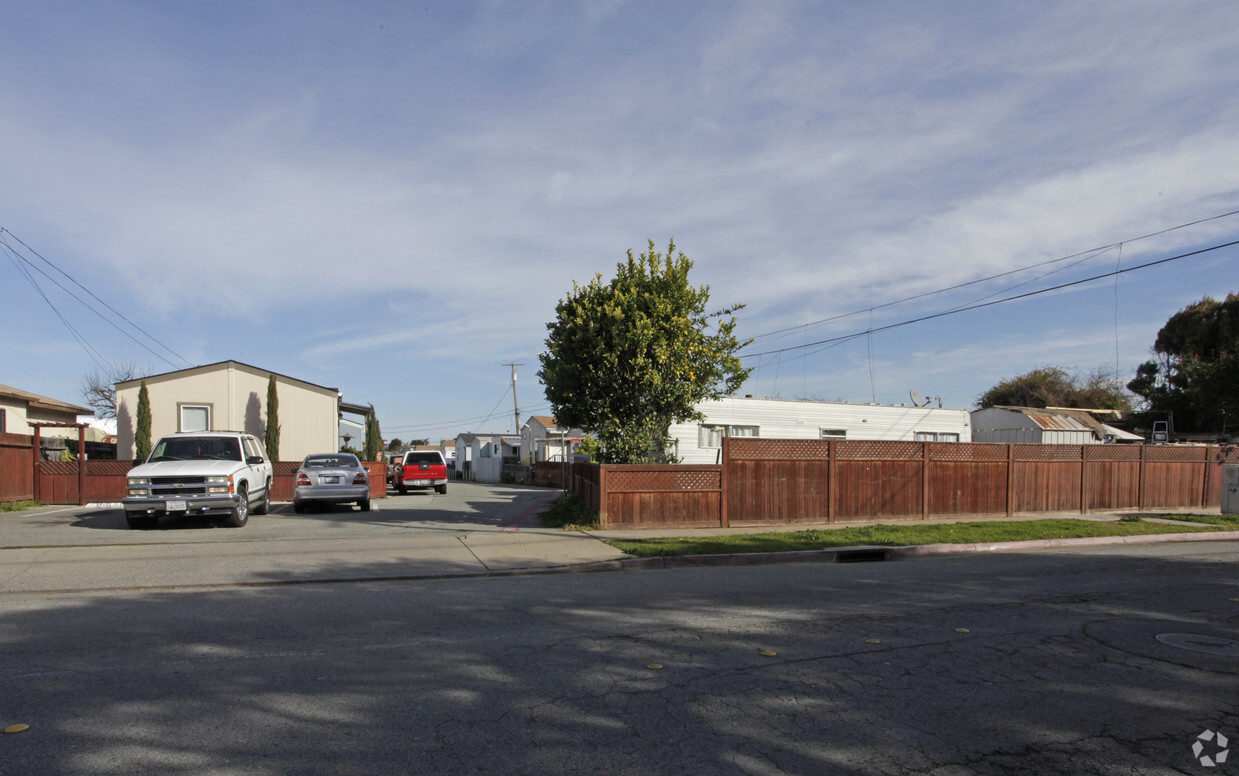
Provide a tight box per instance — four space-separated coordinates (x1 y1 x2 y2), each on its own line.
29 421 89 506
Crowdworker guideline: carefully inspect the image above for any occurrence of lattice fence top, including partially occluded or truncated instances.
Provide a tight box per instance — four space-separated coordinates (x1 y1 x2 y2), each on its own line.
1213 446 1239 464
607 468 722 492
1145 445 1207 462
38 461 78 475
1087 445 1141 461
1012 444 1083 461
88 460 138 475
929 443 1007 462
836 441 923 461
729 438 831 461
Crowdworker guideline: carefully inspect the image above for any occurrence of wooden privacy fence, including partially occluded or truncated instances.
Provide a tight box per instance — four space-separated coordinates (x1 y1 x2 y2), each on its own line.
1 437 388 506
0 433 35 503
563 439 1239 530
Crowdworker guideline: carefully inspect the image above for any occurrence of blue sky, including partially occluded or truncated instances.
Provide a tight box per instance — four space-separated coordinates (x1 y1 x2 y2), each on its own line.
3 0 1238 442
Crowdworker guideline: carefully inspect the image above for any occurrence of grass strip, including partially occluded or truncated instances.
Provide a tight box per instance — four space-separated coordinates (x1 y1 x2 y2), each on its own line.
539 493 600 530
602 517 1226 558
0 500 39 513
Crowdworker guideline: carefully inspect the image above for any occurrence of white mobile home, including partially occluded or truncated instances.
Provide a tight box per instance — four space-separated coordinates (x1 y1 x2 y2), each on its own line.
670 396 973 464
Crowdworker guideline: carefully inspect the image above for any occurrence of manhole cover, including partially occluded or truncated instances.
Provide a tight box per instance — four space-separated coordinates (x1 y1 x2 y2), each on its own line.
1155 633 1239 657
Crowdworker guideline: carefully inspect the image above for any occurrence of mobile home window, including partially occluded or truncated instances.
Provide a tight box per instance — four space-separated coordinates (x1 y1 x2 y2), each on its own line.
699 425 725 449
915 432 959 442
820 428 847 440
699 424 759 448
180 404 211 432
0 408 5 433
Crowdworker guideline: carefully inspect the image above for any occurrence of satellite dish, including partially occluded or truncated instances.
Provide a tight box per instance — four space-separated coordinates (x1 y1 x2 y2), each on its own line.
910 389 926 407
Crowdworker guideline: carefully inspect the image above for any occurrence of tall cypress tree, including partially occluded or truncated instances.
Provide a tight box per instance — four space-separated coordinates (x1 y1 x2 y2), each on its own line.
363 407 383 462
135 381 152 461
265 374 281 461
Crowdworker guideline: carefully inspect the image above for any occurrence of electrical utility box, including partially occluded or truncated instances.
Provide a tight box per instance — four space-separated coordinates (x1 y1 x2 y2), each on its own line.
1224 465 1239 515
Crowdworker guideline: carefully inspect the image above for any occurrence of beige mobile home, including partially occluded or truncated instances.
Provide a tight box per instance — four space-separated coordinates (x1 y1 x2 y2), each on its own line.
115 361 348 461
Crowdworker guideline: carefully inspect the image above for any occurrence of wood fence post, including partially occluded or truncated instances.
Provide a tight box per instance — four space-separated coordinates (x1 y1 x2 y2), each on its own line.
1080 444 1090 514
77 425 86 506
720 437 730 528
922 442 930 520
827 440 836 523
598 465 608 528
1006 444 1014 517
1202 446 1214 507
32 426 42 503
1138 444 1146 511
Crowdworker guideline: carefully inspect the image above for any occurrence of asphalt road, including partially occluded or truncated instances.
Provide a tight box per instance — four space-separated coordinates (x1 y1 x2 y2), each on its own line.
0 482 625 592
1 499 1236 775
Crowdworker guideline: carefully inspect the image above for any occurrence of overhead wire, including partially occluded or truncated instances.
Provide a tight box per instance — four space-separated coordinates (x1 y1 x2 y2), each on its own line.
740 237 1239 360
741 206 1239 347
2 240 115 374
0 227 194 370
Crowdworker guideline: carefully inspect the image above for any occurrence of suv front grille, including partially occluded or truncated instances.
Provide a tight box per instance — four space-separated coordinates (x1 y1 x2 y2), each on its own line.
149 476 209 497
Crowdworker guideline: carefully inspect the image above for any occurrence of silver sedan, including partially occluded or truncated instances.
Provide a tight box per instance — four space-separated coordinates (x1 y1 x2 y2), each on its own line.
293 453 371 513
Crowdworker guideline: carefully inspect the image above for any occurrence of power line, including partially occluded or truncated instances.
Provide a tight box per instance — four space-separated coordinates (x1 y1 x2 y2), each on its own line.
740 237 1239 359
1 234 186 370
742 207 1239 345
0 228 194 369
2 241 114 373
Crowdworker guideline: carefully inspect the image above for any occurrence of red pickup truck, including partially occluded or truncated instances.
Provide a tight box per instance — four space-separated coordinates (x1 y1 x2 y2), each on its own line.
392 450 448 495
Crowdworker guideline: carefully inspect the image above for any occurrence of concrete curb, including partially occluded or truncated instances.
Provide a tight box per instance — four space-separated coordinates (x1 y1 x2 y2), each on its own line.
560 530 1239 573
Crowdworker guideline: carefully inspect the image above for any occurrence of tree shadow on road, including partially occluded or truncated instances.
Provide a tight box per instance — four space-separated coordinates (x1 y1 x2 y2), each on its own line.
2 549 1238 774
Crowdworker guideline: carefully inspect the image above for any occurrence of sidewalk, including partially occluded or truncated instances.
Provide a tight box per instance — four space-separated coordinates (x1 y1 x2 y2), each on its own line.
1 502 1233 594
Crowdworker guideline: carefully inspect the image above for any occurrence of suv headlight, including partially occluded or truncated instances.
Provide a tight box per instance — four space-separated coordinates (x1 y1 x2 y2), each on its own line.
205 475 232 494
127 477 151 496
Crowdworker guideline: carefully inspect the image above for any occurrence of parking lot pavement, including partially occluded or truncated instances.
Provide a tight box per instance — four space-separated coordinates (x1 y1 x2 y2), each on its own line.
0 482 629 593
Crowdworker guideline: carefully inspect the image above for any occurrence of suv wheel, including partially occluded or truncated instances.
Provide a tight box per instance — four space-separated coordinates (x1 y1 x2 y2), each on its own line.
225 484 249 527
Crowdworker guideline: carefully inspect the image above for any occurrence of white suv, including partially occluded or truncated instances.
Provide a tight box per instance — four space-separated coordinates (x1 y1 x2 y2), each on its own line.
122 431 274 529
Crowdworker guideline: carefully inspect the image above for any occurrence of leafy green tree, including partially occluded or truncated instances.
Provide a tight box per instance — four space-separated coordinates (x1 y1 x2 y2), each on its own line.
135 381 152 461
386 438 404 452
364 408 383 462
265 374 281 462
1128 293 1239 432
538 239 751 463
575 435 602 461
977 366 1131 411
979 366 1132 411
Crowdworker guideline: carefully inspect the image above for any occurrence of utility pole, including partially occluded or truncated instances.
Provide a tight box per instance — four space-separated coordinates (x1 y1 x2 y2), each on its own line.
502 362 524 434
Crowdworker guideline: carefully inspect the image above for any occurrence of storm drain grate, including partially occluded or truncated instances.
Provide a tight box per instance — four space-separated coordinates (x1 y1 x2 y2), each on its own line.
1155 633 1239 657
834 549 889 563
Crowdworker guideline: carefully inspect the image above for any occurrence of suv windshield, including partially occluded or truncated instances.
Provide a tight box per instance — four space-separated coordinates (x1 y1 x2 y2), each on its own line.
149 436 242 462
